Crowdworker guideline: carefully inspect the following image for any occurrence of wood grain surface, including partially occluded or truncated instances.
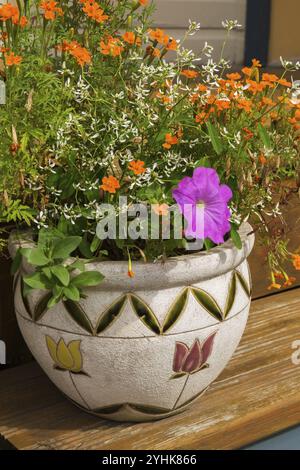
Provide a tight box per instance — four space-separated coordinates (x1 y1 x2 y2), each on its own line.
0 288 299 450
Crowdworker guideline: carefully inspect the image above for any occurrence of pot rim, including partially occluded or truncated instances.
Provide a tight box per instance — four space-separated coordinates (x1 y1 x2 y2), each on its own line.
8 222 254 291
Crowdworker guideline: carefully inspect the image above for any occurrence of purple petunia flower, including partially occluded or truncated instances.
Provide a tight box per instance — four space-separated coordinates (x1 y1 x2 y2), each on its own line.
172 167 232 244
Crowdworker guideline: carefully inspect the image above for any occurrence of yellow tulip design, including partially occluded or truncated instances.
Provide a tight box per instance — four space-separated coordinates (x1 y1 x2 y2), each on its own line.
46 336 83 374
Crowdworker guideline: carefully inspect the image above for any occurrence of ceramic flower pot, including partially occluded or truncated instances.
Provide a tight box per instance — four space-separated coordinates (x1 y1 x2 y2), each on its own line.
9 223 254 422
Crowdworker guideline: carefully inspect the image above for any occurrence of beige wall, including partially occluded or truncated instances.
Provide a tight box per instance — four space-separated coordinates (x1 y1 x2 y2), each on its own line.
153 0 247 64
269 0 300 65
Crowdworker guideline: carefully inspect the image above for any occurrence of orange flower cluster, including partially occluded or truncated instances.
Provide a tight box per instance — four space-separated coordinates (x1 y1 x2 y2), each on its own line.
122 31 141 47
0 3 27 27
163 133 179 150
0 3 19 23
40 1 63 21
292 255 300 270
81 0 108 24
61 41 92 67
100 36 123 57
148 28 177 51
268 271 296 290
100 176 120 194
128 160 146 175
5 51 22 66
181 69 198 79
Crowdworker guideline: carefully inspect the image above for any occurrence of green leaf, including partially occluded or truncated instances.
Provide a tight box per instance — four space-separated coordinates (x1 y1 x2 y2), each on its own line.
42 267 52 279
72 271 104 288
191 287 223 321
52 236 82 260
206 121 223 155
23 272 50 290
63 285 80 301
204 238 215 251
90 235 102 253
21 247 49 266
129 294 161 334
258 122 272 149
20 277 32 318
70 259 86 272
51 265 70 286
224 273 236 318
79 236 93 259
96 295 127 334
34 292 52 321
170 372 187 380
63 300 94 334
11 248 22 275
38 228 64 248
230 228 242 250
235 270 251 297
162 288 189 333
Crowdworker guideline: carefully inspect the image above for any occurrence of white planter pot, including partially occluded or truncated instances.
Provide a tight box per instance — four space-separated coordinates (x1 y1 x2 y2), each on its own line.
9 223 254 422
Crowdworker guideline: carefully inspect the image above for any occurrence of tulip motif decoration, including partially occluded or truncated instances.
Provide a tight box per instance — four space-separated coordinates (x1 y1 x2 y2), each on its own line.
46 335 86 375
171 332 217 379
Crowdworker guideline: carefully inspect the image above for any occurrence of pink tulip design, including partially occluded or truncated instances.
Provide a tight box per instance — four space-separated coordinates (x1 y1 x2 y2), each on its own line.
172 332 217 379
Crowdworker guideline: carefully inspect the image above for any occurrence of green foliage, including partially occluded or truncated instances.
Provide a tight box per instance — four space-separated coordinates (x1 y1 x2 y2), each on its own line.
19 230 104 308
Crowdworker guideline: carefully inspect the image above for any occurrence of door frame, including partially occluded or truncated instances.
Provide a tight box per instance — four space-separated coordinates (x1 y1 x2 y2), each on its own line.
244 0 272 66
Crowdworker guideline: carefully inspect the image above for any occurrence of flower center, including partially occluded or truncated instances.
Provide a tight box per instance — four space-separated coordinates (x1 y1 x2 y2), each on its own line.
196 199 206 209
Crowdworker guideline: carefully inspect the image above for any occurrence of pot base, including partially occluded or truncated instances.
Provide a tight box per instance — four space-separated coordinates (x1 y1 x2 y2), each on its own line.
68 386 209 422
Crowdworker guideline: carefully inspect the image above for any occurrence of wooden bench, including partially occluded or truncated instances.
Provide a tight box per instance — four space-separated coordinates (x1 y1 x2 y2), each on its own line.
0 289 300 450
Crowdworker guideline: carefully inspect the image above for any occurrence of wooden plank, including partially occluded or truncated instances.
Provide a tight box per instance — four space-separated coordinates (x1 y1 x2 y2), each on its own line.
0 288 299 450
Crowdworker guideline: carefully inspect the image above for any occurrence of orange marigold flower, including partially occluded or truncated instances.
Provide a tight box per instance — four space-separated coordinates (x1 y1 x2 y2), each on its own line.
0 3 19 23
100 36 123 57
40 1 63 21
153 203 169 216
149 28 169 45
122 31 136 45
215 99 230 111
262 73 279 82
292 254 300 270
259 154 267 165
19 15 28 27
295 109 300 121
162 133 179 149
226 72 241 81
243 127 254 140
236 98 252 113
283 276 296 288
152 47 160 57
277 78 292 87
197 84 207 93
100 175 120 194
82 1 108 23
252 58 262 68
261 96 275 107
195 111 207 124
267 282 281 290
128 160 146 175
181 69 198 79
242 66 252 77
166 38 177 51
5 51 22 66
62 40 92 66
